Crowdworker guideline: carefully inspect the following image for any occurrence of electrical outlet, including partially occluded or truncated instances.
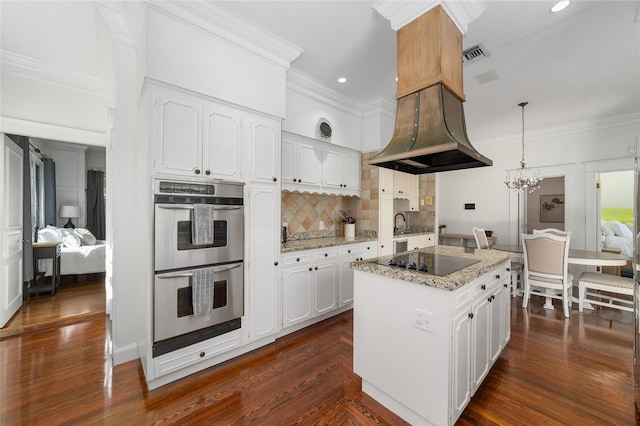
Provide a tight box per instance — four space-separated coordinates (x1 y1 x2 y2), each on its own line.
414 308 434 333
319 221 324 230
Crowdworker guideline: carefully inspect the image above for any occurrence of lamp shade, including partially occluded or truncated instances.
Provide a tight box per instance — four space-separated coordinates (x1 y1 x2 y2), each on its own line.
59 205 81 218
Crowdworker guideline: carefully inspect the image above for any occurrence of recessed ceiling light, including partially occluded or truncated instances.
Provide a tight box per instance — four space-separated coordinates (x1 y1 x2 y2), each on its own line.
550 0 570 13
338 77 347 83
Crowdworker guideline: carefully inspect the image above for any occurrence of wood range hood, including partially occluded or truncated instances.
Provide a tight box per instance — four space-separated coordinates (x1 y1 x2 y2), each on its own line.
369 5 492 174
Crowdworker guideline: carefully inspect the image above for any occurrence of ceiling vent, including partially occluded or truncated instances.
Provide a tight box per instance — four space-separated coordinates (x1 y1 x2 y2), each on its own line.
463 43 489 65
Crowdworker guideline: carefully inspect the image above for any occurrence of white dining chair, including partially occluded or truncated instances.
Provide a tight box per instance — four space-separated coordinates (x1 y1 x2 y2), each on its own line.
533 228 569 236
521 231 573 317
473 227 490 249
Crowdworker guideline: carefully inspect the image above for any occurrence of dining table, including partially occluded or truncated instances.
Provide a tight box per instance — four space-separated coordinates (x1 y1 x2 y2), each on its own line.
492 244 630 310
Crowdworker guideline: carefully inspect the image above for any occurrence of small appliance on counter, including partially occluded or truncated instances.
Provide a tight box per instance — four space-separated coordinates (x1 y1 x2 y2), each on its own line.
282 223 289 243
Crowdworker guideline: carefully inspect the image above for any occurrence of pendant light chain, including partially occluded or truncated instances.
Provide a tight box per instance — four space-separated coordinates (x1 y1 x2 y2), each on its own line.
504 101 542 192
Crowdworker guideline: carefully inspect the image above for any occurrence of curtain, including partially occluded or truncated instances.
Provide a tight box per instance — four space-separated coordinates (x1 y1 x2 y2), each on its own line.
8 135 34 282
87 170 105 240
43 158 56 226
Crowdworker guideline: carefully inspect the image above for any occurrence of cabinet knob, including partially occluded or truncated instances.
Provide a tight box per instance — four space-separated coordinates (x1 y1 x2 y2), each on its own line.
274 261 279 266
488 297 492 303
468 312 474 319
506 267 512 272
347 250 351 253
205 170 211 176
481 284 486 290
309 267 312 271
315 267 318 270
293 178 297 182
272 177 277 182
324 253 328 257
382 189 385 192
503 283 508 288
199 351 205 358
195 169 201 175
296 258 300 262
495 274 501 279
298 179 302 183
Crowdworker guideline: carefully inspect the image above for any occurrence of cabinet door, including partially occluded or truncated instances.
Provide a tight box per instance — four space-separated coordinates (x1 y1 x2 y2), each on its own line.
409 173 419 211
393 171 412 198
451 310 472 423
501 279 511 346
283 266 313 327
322 149 343 189
297 143 322 187
490 286 503 364
281 138 296 185
248 184 280 341
247 116 280 183
314 262 337 315
338 254 358 306
379 191 394 256
343 151 360 191
471 295 492 391
153 90 202 176
203 102 240 180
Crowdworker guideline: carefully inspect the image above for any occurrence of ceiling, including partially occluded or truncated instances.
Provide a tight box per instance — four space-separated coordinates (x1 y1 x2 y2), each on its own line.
218 1 640 144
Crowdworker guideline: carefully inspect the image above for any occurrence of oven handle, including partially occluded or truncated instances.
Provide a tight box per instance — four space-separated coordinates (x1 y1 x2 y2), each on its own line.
156 204 242 211
156 263 242 279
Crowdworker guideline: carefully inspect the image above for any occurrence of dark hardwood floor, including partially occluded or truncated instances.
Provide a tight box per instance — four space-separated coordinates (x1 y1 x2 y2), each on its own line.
0 275 106 340
0 291 636 425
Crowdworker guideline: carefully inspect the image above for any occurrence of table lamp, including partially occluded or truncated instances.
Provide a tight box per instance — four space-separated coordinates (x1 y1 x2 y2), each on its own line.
59 205 80 228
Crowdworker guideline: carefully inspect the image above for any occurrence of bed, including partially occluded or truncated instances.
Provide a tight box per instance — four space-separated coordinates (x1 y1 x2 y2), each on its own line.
601 208 634 258
36 226 106 276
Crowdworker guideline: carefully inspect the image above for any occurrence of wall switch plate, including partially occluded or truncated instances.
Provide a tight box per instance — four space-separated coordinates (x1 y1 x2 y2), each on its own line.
414 308 434 333
319 221 324 230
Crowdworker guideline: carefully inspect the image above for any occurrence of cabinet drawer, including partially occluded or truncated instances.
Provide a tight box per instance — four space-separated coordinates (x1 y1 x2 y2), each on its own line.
338 245 360 257
154 332 241 377
282 252 312 266
360 243 378 259
314 247 337 261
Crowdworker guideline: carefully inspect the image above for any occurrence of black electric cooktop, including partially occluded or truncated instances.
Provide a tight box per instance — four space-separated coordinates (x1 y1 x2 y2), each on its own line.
370 252 480 276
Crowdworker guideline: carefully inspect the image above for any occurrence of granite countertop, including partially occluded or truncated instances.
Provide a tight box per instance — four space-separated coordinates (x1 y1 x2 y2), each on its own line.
281 236 377 254
351 245 510 291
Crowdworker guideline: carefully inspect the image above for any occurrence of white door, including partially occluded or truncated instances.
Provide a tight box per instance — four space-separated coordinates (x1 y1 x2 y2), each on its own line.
1 135 24 327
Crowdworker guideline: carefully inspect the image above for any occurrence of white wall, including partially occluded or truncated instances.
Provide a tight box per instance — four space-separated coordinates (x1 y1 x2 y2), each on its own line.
361 97 396 153
145 4 290 119
283 86 362 151
600 170 634 208
437 116 640 249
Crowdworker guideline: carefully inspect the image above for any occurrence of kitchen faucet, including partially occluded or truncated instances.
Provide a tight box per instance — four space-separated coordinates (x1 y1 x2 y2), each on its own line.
394 212 406 234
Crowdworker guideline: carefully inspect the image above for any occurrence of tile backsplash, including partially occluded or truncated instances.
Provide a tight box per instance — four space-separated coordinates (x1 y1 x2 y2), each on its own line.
280 151 436 239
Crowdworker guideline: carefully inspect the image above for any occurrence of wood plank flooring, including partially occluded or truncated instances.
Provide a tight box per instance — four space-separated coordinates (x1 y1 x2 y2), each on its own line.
0 293 636 425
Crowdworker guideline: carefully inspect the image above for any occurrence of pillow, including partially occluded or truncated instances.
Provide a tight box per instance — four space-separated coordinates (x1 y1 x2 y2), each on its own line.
60 228 81 248
37 227 63 243
74 228 97 246
609 220 633 238
601 221 615 236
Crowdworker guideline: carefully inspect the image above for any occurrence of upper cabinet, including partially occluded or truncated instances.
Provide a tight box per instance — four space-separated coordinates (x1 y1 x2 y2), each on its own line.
393 170 419 211
149 83 281 183
281 132 360 196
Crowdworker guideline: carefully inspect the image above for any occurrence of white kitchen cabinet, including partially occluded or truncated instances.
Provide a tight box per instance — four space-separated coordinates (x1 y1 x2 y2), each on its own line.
353 259 511 426
406 233 435 250
323 148 360 196
150 85 242 180
338 243 378 306
245 114 281 184
283 242 377 328
247 183 281 342
281 131 360 196
378 168 395 256
281 134 322 191
393 171 419 211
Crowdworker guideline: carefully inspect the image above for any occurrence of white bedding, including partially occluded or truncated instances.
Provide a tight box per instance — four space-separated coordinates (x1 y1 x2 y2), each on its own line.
601 220 634 258
41 242 106 276
603 235 633 258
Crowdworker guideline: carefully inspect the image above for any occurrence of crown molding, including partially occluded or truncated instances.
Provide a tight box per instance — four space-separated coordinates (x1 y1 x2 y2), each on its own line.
95 1 136 48
1 116 108 147
476 112 640 149
287 69 363 117
1 49 111 98
374 0 486 34
148 1 302 70
361 96 397 119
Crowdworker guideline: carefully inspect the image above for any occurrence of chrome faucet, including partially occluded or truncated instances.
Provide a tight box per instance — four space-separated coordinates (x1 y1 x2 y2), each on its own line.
394 213 406 234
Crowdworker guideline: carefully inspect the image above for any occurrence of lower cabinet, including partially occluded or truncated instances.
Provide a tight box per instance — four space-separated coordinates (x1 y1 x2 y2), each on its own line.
452 263 511 422
283 242 377 329
406 233 436 250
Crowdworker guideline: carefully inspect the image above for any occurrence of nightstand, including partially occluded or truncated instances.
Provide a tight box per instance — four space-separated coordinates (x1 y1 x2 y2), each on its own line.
28 242 62 297
601 247 622 276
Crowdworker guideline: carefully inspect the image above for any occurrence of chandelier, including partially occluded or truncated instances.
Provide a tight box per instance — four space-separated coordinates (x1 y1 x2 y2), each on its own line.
504 101 542 192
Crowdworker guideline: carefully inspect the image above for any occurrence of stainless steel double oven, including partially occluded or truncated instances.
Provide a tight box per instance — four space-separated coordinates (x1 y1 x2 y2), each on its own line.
153 179 244 357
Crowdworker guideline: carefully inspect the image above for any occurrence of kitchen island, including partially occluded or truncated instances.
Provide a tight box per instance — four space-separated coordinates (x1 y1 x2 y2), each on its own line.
351 246 511 426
